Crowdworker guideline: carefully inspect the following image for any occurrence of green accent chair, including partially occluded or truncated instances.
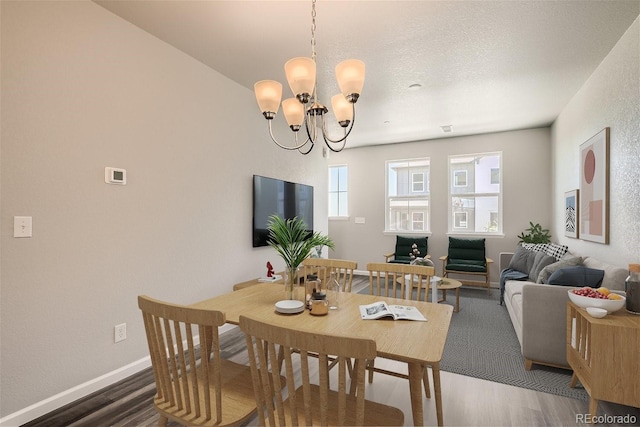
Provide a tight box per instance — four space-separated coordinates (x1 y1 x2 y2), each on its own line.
384 235 429 264
440 237 493 294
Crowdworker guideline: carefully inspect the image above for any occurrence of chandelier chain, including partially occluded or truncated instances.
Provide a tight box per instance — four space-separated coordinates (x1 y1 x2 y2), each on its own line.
310 0 317 62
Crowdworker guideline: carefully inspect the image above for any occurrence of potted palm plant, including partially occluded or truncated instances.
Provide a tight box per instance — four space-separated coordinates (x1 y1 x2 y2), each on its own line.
267 214 335 300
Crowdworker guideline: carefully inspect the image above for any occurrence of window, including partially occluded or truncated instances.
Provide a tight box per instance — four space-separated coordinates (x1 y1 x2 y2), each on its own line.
329 165 348 217
453 170 467 187
386 158 430 232
448 152 502 234
490 168 500 185
412 172 425 192
412 212 425 231
454 212 468 229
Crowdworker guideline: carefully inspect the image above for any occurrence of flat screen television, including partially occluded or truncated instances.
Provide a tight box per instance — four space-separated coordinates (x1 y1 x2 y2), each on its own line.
253 175 314 248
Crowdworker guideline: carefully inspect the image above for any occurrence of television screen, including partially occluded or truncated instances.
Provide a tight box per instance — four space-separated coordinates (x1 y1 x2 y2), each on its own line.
253 175 314 247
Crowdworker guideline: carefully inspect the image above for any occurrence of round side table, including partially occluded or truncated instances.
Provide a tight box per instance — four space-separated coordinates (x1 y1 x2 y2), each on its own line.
433 278 462 312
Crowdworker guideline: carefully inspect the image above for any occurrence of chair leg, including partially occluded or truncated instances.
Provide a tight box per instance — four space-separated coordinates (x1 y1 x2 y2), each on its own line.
422 366 431 399
158 415 168 427
367 359 375 383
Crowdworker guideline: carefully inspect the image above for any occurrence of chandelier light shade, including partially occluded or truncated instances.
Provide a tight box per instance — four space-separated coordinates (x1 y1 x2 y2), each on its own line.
331 93 352 125
282 98 305 130
335 59 365 101
285 57 316 102
254 0 365 154
254 80 283 119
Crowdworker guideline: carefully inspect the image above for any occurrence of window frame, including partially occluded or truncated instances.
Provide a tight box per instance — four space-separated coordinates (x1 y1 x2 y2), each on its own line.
447 152 503 236
385 158 431 234
328 165 349 219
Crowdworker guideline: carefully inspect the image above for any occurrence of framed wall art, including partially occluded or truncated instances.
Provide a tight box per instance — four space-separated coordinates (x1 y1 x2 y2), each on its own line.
564 189 579 238
579 127 609 244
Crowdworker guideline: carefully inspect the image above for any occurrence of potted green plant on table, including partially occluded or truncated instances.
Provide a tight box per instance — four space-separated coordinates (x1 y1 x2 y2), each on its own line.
267 214 335 300
517 221 552 244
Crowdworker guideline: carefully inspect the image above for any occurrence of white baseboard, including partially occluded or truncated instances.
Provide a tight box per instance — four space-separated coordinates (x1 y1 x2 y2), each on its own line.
0 323 236 427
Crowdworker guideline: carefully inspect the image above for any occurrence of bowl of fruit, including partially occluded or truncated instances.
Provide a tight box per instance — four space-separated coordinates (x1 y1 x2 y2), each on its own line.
568 287 626 313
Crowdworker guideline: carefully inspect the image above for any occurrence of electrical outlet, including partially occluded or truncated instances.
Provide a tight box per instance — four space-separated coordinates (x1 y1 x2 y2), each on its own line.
114 323 126 343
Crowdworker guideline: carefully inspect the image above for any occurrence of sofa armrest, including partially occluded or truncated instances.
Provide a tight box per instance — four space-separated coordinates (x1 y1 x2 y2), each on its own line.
499 252 514 271
521 283 576 368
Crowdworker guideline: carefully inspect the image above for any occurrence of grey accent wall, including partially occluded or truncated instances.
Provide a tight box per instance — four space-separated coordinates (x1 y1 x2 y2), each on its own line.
0 1 328 418
551 17 639 268
327 128 552 280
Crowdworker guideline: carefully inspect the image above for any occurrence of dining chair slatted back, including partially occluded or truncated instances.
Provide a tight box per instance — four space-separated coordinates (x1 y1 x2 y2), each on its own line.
138 295 256 427
365 262 435 396
366 262 435 301
239 315 404 427
301 258 357 292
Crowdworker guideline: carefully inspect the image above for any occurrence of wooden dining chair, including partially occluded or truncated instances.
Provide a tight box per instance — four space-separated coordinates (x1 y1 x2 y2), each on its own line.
365 262 435 396
301 257 358 292
239 314 404 427
366 261 434 301
138 295 257 427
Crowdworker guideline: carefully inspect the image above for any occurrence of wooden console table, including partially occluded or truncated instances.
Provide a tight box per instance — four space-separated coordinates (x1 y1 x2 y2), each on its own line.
566 301 640 419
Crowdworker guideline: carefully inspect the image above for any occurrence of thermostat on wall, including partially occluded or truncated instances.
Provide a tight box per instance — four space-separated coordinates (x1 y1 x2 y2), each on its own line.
105 167 126 185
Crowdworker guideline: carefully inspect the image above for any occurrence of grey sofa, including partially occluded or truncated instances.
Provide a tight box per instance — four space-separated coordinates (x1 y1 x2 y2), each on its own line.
500 250 628 370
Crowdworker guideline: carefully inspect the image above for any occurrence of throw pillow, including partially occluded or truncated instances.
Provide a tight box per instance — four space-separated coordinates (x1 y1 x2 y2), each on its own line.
529 251 557 282
520 243 569 261
508 245 537 274
545 243 569 260
537 256 583 283
547 266 605 288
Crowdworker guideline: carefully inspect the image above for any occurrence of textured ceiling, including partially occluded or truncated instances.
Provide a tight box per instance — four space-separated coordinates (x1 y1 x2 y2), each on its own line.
94 0 639 148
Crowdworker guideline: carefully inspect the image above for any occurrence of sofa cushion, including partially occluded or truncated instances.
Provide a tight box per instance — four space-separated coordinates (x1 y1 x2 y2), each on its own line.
537 256 583 284
547 266 604 287
582 257 628 291
529 251 557 282
504 280 529 300
508 246 537 274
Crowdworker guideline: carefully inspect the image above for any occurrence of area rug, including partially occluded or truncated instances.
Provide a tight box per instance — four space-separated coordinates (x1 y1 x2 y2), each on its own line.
358 285 588 401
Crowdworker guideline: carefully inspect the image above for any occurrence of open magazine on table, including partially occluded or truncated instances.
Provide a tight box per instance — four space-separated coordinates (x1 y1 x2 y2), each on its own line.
359 301 427 321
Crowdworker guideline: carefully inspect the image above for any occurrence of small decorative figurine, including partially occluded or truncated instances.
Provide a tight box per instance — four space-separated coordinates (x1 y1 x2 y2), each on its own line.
266 261 274 278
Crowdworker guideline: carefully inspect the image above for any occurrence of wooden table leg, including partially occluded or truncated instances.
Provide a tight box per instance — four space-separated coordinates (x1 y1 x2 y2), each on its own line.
455 288 460 312
408 362 424 426
432 364 444 426
588 397 599 423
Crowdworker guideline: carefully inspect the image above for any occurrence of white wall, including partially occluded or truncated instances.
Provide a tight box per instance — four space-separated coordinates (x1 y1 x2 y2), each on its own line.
0 1 328 421
328 128 552 280
551 17 639 267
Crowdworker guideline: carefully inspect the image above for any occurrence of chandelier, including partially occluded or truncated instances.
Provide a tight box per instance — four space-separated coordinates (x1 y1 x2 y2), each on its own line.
253 0 365 154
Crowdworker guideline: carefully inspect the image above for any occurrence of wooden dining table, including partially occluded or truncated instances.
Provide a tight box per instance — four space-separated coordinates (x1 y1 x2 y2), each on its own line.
191 282 453 426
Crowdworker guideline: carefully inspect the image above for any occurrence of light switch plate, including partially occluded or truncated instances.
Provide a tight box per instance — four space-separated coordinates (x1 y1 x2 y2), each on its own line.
14 216 32 238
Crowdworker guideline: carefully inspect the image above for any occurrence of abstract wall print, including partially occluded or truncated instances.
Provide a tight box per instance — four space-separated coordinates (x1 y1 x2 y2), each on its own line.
564 189 579 238
579 128 609 244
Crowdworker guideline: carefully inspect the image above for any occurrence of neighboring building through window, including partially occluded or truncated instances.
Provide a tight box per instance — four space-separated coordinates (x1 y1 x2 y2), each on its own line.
329 165 348 217
386 158 430 232
448 152 502 234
